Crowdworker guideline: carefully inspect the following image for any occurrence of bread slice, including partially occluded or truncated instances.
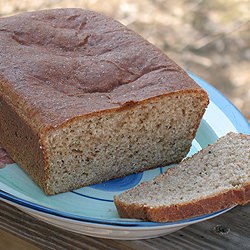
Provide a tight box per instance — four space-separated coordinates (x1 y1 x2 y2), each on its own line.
114 132 250 222
0 9 208 195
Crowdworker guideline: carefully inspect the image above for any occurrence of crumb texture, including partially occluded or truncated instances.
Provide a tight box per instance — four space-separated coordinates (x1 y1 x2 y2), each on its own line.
45 92 206 193
114 132 250 222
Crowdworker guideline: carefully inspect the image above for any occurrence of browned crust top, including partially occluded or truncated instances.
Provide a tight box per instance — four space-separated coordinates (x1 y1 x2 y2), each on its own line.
0 8 207 133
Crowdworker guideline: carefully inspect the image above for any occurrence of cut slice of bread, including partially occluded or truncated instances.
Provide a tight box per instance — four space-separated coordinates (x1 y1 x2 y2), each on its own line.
114 132 250 222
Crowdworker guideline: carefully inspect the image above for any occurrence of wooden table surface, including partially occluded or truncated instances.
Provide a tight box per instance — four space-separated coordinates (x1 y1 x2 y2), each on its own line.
1 200 250 249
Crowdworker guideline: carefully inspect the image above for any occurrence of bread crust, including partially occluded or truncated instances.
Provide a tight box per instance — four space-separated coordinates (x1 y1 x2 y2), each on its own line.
114 183 250 222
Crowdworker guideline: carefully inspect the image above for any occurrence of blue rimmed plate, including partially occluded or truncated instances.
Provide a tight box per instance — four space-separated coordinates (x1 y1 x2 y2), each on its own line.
0 72 249 239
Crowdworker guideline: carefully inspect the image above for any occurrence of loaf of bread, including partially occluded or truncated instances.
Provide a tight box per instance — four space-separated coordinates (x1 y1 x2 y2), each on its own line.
114 132 250 222
0 9 209 195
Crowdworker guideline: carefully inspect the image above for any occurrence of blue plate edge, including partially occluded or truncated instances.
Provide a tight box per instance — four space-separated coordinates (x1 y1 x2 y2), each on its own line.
0 190 232 227
188 71 250 134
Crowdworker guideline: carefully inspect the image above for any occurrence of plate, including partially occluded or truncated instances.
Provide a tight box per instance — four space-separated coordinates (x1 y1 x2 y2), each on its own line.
0 72 249 239
0 197 233 240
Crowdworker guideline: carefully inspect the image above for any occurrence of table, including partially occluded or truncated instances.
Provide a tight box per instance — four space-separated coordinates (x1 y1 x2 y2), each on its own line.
1 200 249 249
